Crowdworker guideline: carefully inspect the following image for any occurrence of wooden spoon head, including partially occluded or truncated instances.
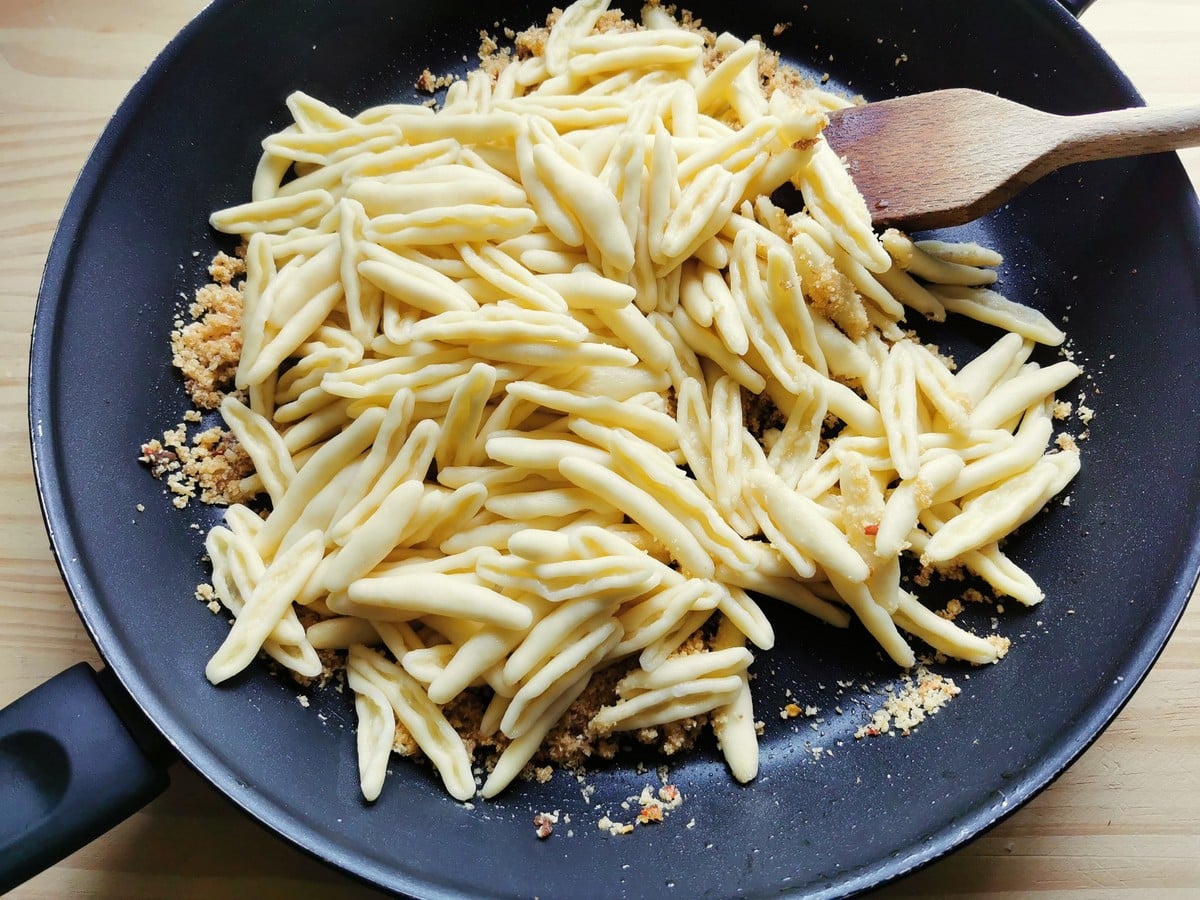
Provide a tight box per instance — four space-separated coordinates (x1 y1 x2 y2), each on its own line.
823 88 1058 230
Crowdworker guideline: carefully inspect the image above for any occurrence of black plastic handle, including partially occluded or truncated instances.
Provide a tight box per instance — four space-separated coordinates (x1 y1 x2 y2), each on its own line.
0 663 174 892
1058 0 1099 16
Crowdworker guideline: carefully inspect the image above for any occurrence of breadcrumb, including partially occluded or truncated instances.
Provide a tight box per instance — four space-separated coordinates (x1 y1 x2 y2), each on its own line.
533 810 558 839
415 68 457 92
854 668 960 738
173 282 242 409
139 423 251 509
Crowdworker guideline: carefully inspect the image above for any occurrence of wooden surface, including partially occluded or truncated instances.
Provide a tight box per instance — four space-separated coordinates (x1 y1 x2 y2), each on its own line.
1 1 1196 896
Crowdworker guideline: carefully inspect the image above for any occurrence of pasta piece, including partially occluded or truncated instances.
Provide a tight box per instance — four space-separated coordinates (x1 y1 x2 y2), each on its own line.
210 189 335 235
558 455 714 578
923 451 1080 562
881 229 999 286
711 617 758 783
346 663 396 802
205 530 325 684
893 592 1004 665
349 572 535 630
745 468 869 584
347 646 476 801
591 675 743 732
875 453 966 558
934 286 1066 346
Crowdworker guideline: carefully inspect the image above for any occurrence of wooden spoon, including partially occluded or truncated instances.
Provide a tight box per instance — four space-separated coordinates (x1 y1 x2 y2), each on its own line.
821 88 1200 230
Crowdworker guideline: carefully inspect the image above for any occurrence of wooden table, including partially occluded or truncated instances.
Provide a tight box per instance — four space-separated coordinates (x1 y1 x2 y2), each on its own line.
1 1 1197 896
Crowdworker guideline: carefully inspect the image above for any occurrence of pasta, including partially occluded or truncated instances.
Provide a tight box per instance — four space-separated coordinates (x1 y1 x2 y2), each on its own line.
187 0 1082 803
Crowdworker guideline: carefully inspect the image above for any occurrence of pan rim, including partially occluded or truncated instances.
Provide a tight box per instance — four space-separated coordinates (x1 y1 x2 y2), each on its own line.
25 0 1200 897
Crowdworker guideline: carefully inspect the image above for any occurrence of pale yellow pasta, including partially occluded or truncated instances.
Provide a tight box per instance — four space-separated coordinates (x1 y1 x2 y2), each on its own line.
477 551 658 605
607 428 755 573
710 617 758 782
746 469 870 583
322 480 425 592
970 360 1081 430
892 593 1003 665
348 646 475 801
914 238 1004 268
210 188 335 235
347 662 395 802
874 453 965 558
796 141 891 274
907 515 1045 606
190 0 1085 806
615 582 711 656
878 340 922 480
595 301 679 369
219 396 297 506
592 674 744 732
427 625 528 703
205 530 325 684
559 455 715 577
503 597 610 684
205 527 321 676
882 229 999 286
953 332 1031 405
501 621 623 737
329 418 440 542
936 410 1054 503
934 285 1067 346
923 451 1081 562
307 616 380 650
349 572 534 630
480 672 591 798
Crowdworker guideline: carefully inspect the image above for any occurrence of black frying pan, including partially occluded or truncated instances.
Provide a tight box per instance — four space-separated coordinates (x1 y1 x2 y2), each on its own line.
4 0 1199 896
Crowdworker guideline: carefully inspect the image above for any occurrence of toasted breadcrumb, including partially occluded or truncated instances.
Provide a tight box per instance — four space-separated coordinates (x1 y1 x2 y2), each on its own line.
477 30 513 79
936 598 964 621
854 668 960 738
208 251 245 286
415 68 457 92
597 815 635 836
139 424 251 509
533 810 558 838
173 282 242 409
637 804 663 824
986 635 1012 659
196 582 222 614
791 244 869 337
1055 433 1079 453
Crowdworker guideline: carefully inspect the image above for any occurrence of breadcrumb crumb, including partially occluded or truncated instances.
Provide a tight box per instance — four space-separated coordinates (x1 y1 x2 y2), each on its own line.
173 281 242 409
854 668 960 738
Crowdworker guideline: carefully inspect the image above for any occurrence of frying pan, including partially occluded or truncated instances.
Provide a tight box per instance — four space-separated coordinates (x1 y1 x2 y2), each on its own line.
3 0 1198 896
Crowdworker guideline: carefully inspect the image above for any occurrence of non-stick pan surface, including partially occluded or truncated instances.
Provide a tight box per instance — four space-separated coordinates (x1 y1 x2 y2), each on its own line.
27 0 1200 896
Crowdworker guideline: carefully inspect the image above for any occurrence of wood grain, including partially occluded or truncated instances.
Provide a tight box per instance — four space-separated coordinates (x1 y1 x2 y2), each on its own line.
1 1 1196 897
826 89 1200 229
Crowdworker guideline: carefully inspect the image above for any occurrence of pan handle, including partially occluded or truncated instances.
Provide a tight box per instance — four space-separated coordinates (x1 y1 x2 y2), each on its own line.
0 663 174 892
1057 0 1098 15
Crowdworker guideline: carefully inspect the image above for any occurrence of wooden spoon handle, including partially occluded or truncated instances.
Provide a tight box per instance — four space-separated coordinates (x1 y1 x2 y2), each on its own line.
1054 103 1200 166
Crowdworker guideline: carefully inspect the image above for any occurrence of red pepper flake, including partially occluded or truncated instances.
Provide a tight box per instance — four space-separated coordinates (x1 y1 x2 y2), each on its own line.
658 784 679 803
637 805 664 825
863 523 879 536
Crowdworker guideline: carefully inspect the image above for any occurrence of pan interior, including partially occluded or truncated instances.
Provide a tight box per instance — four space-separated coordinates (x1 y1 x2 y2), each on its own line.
30 1 1200 897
